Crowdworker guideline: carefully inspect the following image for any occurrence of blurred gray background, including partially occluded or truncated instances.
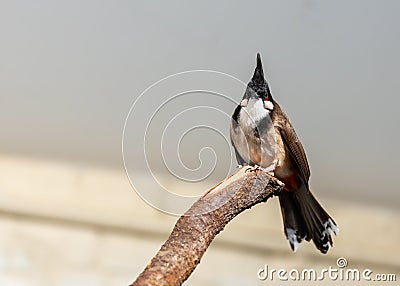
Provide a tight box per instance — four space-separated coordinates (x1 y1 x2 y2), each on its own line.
0 1 400 285
1 0 399 207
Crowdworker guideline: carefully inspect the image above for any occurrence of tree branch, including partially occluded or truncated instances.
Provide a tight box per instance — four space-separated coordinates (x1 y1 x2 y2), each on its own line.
130 166 284 286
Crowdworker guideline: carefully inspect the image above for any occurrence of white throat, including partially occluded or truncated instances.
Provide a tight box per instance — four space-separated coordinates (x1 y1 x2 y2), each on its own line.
239 97 272 127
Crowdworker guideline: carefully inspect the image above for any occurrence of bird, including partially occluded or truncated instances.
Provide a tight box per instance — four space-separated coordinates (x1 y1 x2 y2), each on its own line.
230 53 338 254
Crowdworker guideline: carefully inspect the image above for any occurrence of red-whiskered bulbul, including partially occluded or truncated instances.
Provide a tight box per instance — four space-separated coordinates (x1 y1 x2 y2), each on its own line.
230 53 338 254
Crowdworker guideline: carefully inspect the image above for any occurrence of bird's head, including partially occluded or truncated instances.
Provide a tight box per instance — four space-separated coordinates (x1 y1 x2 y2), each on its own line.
249 53 272 100
242 53 274 110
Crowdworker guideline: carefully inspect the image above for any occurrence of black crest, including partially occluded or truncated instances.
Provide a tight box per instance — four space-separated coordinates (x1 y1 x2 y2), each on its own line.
248 53 271 99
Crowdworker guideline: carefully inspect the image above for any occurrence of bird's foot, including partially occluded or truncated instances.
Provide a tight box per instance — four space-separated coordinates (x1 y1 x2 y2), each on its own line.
254 164 275 176
244 165 258 173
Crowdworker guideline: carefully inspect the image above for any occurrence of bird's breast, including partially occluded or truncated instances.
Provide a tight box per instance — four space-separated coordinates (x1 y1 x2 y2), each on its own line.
231 98 276 168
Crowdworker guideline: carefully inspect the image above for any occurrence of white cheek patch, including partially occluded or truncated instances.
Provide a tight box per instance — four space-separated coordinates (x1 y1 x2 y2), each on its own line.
264 100 274 110
240 99 248 107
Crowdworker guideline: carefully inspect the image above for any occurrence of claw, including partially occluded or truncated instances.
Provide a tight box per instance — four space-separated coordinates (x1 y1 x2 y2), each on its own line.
245 166 255 173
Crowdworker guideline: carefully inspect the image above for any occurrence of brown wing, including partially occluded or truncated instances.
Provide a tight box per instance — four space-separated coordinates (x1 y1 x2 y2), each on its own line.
278 125 311 182
272 101 311 182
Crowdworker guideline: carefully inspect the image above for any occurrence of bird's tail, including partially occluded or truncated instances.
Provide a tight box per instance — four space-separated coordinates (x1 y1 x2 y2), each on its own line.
279 182 338 254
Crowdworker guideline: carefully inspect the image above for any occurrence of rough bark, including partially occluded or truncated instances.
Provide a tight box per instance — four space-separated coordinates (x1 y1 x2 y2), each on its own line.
130 166 284 286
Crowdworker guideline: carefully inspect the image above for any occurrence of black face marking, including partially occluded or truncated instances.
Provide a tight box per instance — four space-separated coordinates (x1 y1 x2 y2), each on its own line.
232 104 241 123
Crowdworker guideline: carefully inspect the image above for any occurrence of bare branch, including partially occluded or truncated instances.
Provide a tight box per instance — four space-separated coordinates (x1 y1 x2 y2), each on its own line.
130 167 284 286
